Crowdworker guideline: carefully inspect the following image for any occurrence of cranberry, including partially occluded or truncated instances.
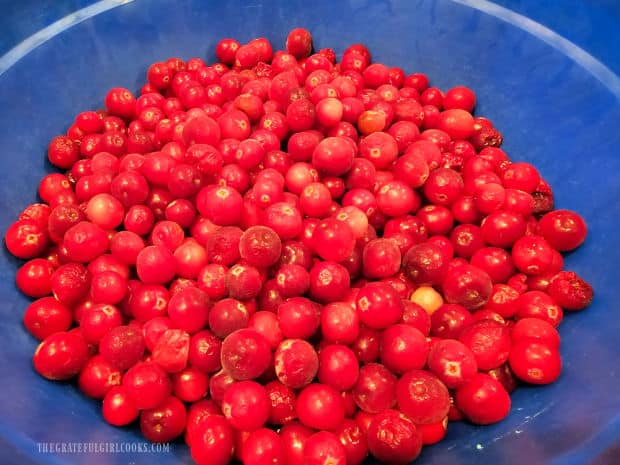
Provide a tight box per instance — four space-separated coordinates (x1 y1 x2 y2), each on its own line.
105 87 136 118
136 245 177 284
352 363 397 413
297 383 345 430
225 263 262 300
428 339 477 388
241 428 286 465
355 282 403 329
33 331 90 380
455 373 511 424
396 369 450 424
15 258 54 297
321 301 360 344
222 380 270 431
516 290 563 327
129 283 169 321
195 185 243 225
188 329 222 373
286 28 312 59
380 324 429 374
509 340 562 384
333 419 369 465
442 263 492 310
140 395 187 442
312 217 356 262
401 300 432 335
317 344 360 391
470 247 515 284
537 209 587 252
512 317 560 349
264 380 297 425
501 162 540 193
459 320 511 370
367 410 423 465
221 329 271 380
79 303 122 344
275 264 310 297
304 431 347 465
275 339 319 388
102 385 139 426
277 297 320 339
547 271 593 311
444 86 476 112
263 202 303 240
418 418 449 445
308 261 350 303
207 226 243 265
190 414 235 465
23 297 73 340
5 220 50 259
430 303 473 339
123 361 172 409
99 325 145 370
361 238 401 279
402 241 449 286
375 180 420 217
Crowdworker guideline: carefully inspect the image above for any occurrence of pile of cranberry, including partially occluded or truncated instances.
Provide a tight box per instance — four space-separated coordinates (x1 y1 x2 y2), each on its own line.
4 27 593 465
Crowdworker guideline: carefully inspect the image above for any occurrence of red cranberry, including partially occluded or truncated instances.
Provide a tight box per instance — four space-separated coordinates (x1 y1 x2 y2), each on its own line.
402 241 449 286
537 209 587 251
312 218 356 262
99 325 145 370
264 380 297 425
241 428 286 465
501 162 540 193
353 363 397 413
367 409 423 465
308 261 350 303
455 373 511 424
275 339 319 389
547 271 593 311
222 380 270 431
303 431 347 465
396 369 450 424
296 383 345 430
355 281 403 329
102 386 139 426
430 303 473 339
190 414 234 465
317 344 360 391
380 324 428 374
459 320 511 370
280 422 313 465
221 329 271 380
470 247 515 284
428 339 477 389
442 263 493 310
140 395 187 443
122 361 172 409
444 86 476 111
277 297 320 339
512 317 560 349
361 238 401 279
516 291 563 327
33 330 90 380
23 297 73 340
207 226 243 265
321 301 360 345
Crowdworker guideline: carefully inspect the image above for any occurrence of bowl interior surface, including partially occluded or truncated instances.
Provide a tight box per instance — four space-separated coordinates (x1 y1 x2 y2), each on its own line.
1 1 619 464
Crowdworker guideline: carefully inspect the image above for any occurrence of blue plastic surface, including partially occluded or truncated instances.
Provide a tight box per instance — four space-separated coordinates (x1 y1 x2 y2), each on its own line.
1 1 620 464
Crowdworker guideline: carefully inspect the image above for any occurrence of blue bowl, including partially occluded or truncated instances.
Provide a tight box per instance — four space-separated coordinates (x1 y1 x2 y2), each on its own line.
1 1 619 464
